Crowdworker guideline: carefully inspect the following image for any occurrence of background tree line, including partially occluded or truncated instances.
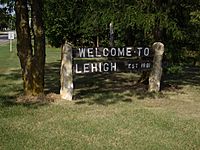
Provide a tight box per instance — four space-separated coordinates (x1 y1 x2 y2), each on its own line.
0 0 199 97
0 0 15 30
45 0 200 65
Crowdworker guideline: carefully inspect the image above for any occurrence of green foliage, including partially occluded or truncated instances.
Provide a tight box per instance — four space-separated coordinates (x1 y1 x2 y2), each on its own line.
44 0 200 66
189 10 200 50
166 64 183 75
0 0 15 30
190 11 200 25
0 7 11 30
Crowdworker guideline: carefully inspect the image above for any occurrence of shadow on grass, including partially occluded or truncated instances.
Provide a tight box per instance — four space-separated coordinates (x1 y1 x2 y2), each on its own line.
0 69 50 109
45 61 60 94
73 73 169 105
0 70 22 93
1 61 200 106
44 61 165 105
163 66 200 87
0 95 48 109
44 61 200 105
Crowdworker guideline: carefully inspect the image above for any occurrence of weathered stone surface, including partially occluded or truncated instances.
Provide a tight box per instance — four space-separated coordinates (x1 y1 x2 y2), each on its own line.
60 42 73 100
148 42 164 92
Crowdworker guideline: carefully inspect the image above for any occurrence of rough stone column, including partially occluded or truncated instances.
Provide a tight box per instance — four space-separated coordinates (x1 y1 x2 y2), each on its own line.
60 41 73 100
148 42 164 92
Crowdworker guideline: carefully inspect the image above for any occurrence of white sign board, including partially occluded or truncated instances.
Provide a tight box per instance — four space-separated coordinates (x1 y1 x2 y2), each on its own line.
8 32 15 40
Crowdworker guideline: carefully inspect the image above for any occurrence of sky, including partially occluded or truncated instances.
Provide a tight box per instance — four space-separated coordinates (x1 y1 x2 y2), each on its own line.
0 3 15 15
0 3 6 8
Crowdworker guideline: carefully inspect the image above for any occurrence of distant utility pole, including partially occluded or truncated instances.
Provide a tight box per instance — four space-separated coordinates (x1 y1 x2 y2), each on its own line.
109 22 114 47
8 31 14 52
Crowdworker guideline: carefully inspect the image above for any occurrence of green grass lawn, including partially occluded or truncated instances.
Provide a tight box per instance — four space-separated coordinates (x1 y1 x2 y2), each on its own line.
0 43 200 150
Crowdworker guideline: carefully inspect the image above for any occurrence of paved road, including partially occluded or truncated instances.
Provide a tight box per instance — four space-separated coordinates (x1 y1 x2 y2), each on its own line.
0 34 9 45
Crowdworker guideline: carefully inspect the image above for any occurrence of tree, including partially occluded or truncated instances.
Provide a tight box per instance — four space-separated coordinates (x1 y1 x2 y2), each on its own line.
190 10 200 50
44 0 87 47
45 0 199 65
0 7 10 30
0 0 15 30
15 0 45 96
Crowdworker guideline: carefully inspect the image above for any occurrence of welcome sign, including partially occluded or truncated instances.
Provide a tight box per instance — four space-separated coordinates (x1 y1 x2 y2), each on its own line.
60 42 164 100
73 47 153 74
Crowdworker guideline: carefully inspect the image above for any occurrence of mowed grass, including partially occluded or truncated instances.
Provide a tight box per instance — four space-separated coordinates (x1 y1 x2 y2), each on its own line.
0 43 200 150
0 41 20 71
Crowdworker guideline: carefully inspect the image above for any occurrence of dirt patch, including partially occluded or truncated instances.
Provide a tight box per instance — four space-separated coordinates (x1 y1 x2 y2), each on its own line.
16 93 61 104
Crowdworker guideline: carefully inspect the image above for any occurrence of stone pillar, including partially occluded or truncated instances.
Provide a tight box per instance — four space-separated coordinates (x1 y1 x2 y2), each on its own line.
148 42 164 92
60 41 73 100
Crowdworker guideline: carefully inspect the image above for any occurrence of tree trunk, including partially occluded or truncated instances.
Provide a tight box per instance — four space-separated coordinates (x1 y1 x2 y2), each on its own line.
15 0 34 96
15 0 45 96
31 0 46 94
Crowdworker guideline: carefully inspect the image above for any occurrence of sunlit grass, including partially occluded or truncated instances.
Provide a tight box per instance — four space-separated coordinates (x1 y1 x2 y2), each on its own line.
0 43 200 149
